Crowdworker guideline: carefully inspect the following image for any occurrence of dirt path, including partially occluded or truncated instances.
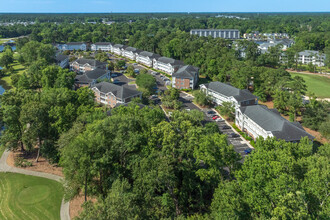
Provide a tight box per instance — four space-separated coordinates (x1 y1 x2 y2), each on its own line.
0 149 70 220
287 69 330 78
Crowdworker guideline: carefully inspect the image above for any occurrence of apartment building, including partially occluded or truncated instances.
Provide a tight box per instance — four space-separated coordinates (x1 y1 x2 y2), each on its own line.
60 42 87 51
55 54 69 68
190 29 240 39
70 58 108 73
200 81 258 108
298 50 326 67
122 47 143 60
136 51 161 67
172 65 199 89
153 57 184 75
74 68 111 89
92 82 142 108
235 105 314 142
112 44 127 56
91 42 112 51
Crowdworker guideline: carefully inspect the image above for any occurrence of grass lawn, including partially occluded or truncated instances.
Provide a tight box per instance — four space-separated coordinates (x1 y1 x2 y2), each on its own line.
0 173 64 220
290 73 330 98
0 53 26 87
0 145 5 158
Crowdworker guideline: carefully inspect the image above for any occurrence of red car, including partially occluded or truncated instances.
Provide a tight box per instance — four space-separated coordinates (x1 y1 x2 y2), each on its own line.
212 115 220 120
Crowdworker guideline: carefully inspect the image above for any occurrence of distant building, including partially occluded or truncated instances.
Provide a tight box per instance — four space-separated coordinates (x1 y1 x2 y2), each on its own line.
112 44 127 56
153 57 184 75
172 65 199 89
61 42 87 51
258 39 295 53
190 29 240 39
70 58 108 73
235 105 314 142
136 51 161 67
91 42 112 51
298 50 326 67
92 82 142 108
200 81 258 108
74 68 110 89
122 47 143 60
55 54 69 68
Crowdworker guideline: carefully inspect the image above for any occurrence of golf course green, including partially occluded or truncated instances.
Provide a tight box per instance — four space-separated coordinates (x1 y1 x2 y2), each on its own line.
0 172 63 220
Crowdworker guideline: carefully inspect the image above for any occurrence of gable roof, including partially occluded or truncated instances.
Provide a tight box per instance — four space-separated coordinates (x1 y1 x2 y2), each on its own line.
75 68 108 84
139 51 161 59
73 58 107 67
66 42 86 46
240 105 314 141
113 44 127 49
157 57 184 66
75 74 93 84
56 54 69 62
172 65 199 78
93 82 142 100
202 81 257 103
93 42 112 46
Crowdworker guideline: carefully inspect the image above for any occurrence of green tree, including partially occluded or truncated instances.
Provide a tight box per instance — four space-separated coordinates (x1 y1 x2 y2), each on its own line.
136 73 156 95
0 46 14 69
216 101 235 121
193 90 211 107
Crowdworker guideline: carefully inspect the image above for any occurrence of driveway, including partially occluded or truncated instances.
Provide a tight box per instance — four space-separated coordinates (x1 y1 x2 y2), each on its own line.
179 93 253 162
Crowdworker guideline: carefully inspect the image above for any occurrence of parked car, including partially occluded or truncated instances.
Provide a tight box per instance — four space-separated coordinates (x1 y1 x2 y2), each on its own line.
152 71 159 75
150 95 158 99
215 118 224 122
229 133 240 138
134 69 140 73
113 79 120 84
133 63 138 66
111 73 118 77
244 148 252 154
207 110 216 115
221 125 231 130
212 115 220 120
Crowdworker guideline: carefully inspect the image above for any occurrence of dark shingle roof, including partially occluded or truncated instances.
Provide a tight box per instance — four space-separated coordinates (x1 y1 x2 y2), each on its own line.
157 57 184 66
66 42 86 45
240 105 314 141
85 68 108 80
113 44 127 49
93 82 142 100
56 54 69 62
139 51 161 59
93 42 112 45
172 65 199 78
125 46 137 52
74 58 107 67
203 81 257 103
75 74 93 84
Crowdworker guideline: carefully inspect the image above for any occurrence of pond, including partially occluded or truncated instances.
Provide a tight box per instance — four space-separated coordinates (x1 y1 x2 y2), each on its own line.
0 45 16 52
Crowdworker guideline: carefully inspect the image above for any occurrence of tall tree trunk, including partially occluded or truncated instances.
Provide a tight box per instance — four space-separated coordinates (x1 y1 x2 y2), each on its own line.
35 138 41 162
84 173 88 202
20 141 25 152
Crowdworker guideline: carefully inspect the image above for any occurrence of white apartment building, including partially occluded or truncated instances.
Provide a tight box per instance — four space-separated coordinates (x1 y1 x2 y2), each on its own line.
153 57 184 75
122 47 142 60
235 105 314 142
112 44 127 56
91 42 112 51
136 51 161 67
298 50 326 67
200 81 258 108
60 42 87 51
190 29 240 39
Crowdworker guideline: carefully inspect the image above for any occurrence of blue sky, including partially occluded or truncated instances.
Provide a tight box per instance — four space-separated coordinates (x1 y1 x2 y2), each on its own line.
0 0 329 13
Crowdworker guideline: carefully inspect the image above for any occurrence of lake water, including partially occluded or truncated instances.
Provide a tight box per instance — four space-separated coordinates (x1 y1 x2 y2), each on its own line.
0 45 16 52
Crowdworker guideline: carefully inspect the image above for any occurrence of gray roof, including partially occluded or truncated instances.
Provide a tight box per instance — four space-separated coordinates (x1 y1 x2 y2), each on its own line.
240 105 314 141
157 57 184 66
299 50 325 57
203 81 257 103
66 42 86 45
139 51 161 59
172 65 199 79
75 68 108 84
125 46 137 52
56 54 69 62
74 58 107 67
113 44 126 49
93 42 112 46
93 82 142 100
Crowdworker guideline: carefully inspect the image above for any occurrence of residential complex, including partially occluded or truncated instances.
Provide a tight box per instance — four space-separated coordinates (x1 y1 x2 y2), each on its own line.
122 47 143 60
92 82 142 108
74 68 110 88
235 105 314 142
70 58 107 73
58 42 87 51
136 51 161 67
298 50 326 67
153 57 184 75
172 65 199 89
112 44 127 55
91 42 112 51
200 81 258 107
190 29 240 39
55 54 69 68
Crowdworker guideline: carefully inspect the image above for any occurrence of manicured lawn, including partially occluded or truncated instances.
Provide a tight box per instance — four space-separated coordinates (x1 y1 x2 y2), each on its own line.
0 53 27 87
0 173 63 220
290 73 330 98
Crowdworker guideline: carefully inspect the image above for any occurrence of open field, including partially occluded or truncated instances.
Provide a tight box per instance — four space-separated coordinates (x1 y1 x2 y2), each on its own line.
0 53 26 87
0 172 63 220
290 72 330 98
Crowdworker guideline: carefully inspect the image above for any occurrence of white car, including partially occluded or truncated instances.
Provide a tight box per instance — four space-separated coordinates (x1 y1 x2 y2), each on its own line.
215 118 224 122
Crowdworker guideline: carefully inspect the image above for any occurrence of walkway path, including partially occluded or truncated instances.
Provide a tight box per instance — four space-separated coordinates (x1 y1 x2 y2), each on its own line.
0 149 70 220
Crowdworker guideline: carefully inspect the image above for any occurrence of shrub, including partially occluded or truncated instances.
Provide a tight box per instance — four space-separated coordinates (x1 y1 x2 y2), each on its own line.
14 157 32 167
